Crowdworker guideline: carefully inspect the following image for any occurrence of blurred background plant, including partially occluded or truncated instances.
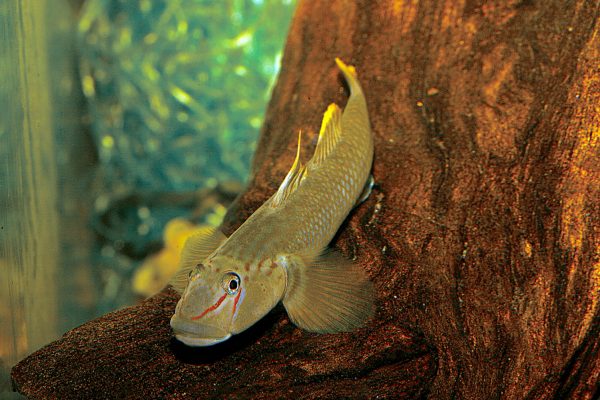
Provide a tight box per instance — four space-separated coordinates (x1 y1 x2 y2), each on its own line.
79 0 294 193
1 0 296 392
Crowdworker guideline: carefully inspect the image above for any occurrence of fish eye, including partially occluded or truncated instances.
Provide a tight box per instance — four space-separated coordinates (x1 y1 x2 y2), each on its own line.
222 272 241 295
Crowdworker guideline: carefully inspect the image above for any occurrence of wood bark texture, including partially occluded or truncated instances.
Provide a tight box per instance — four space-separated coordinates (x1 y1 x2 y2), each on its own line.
12 0 599 399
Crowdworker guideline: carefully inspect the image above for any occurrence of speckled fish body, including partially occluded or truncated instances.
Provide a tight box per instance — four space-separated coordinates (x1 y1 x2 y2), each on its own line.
170 58 374 346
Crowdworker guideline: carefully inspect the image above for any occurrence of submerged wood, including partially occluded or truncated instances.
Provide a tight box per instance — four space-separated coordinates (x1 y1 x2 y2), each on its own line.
12 0 599 398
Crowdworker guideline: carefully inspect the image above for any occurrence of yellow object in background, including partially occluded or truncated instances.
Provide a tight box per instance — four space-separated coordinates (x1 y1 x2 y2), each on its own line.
132 218 215 297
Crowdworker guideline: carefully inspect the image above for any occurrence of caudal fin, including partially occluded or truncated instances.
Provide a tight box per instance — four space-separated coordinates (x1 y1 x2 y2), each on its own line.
335 58 363 96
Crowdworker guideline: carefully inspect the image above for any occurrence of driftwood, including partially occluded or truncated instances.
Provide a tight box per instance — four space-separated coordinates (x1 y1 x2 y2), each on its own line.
12 0 599 398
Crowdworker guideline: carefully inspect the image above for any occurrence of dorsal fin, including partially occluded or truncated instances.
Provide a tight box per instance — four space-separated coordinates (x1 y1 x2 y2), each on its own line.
313 103 342 164
271 131 307 207
169 227 227 293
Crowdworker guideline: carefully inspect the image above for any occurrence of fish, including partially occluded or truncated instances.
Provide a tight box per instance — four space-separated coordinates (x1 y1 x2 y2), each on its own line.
169 58 375 346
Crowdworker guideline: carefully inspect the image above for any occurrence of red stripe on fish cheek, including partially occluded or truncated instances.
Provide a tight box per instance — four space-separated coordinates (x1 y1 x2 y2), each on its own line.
232 288 242 318
191 292 228 320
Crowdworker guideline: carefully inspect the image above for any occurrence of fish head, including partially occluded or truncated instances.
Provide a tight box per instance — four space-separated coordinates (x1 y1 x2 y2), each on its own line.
170 255 286 346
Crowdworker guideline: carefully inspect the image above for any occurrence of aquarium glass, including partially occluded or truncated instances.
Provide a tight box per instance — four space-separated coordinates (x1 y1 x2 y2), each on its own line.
0 0 64 395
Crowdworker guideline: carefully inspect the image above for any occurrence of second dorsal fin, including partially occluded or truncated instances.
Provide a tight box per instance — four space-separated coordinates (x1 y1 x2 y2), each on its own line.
313 103 342 164
271 131 307 207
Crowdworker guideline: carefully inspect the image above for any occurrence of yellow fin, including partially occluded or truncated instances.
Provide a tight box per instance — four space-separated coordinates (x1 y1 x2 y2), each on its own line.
271 131 307 207
169 227 227 293
335 57 361 95
313 104 342 164
282 250 375 333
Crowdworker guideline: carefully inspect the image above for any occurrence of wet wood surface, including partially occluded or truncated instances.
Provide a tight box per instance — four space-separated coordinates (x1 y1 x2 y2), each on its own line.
12 0 599 398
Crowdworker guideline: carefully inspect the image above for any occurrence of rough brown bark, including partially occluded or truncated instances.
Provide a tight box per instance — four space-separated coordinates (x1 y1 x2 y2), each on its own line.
12 0 599 399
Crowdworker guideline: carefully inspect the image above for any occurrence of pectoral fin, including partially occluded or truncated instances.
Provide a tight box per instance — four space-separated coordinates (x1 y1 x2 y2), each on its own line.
281 250 374 333
169 227 227 293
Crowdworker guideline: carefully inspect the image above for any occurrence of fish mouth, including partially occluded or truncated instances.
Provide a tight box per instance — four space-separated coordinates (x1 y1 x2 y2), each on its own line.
170 315 231 347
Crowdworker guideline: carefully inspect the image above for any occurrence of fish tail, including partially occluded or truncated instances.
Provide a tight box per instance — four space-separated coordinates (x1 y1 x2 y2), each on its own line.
335 58 363 96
